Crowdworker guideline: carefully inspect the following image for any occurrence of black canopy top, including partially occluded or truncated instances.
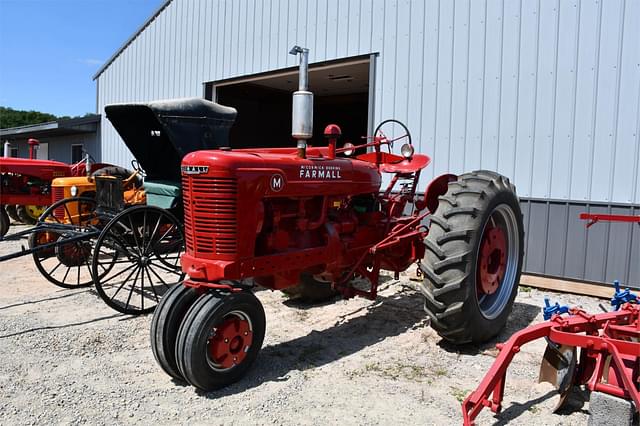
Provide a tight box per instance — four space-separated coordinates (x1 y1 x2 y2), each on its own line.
104 97 237 181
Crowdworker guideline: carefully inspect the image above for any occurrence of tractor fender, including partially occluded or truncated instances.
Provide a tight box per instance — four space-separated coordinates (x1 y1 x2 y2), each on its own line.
420 173 457 214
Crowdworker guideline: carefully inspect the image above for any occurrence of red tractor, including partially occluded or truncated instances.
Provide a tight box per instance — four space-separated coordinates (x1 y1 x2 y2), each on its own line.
0 139 111 236
150 46 525 391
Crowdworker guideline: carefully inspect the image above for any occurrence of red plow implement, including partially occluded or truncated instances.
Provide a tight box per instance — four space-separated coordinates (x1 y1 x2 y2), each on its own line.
463 212 639 425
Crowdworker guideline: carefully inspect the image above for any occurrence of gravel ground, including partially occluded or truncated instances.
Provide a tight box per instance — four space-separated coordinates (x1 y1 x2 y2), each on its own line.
0 224 608 425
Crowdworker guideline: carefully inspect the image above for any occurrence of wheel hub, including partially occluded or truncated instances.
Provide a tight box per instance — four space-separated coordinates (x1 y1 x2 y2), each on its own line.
478 226 507 295
56 237 91 267
208 315 252 369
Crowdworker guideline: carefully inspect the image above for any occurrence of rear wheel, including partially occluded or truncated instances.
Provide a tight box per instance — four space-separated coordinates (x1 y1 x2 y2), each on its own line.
30 197 98 288
176 291 266 391
5 205 19 222
418 170 524 344
92 206 185 315
150 283 199 380
0 207 9 238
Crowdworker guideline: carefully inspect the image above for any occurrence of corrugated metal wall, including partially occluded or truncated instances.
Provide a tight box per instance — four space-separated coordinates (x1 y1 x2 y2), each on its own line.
97 0 640 205
96 0 640 287
523 199 639 288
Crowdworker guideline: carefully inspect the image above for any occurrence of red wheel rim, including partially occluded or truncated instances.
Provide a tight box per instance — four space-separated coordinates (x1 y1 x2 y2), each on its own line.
477 225 507 296
207 312 253 370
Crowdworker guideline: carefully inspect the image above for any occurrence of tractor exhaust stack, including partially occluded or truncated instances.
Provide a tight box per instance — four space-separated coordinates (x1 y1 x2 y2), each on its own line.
289 46 313 159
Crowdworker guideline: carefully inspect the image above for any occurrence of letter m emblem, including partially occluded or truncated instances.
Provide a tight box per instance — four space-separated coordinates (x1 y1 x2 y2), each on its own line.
270 174 284 192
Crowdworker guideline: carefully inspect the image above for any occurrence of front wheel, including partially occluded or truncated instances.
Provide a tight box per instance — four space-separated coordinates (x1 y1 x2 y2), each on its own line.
16 205 42 225
176 291 266 391
418 170 524 344
150 283 199 381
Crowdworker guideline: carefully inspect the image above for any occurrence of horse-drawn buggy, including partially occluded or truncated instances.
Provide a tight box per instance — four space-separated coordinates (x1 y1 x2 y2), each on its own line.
0 98 237 315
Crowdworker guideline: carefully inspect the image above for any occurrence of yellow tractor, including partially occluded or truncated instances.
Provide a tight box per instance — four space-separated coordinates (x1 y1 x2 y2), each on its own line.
49 165 146 218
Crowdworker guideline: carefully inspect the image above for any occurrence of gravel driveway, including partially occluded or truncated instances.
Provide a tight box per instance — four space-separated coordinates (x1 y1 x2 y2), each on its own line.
0 225 605 425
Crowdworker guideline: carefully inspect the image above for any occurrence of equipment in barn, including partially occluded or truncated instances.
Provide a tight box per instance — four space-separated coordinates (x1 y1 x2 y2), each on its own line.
0 99 237 315
150 46 525 391
462 213 640 425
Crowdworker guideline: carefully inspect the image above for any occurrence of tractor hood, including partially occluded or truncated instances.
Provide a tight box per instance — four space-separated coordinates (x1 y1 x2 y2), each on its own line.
181 148 381 197
0 157 70 177
104 98 237 181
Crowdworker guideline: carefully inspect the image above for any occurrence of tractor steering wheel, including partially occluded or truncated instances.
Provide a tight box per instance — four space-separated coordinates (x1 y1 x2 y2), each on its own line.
373 119 412 154
131 159 147 178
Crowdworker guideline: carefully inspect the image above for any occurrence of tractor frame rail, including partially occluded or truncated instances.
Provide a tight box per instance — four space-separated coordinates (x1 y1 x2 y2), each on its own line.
462 303 639 425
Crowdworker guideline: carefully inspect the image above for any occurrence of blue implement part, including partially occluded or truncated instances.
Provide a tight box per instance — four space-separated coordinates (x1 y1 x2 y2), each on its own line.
542 297 570 320
611 280 638 311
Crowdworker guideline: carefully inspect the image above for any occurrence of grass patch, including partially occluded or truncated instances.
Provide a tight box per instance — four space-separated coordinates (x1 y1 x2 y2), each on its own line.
527 405 541 414
433 367 448 377
450 386 470 403
350 361 429 382
519 285 532 293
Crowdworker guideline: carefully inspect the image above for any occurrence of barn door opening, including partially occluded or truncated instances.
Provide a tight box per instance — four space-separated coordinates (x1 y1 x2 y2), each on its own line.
206 56 374 150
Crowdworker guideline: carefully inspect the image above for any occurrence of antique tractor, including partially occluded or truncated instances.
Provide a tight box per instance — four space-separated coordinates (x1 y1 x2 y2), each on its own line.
150 46 525 391
0 141 113 234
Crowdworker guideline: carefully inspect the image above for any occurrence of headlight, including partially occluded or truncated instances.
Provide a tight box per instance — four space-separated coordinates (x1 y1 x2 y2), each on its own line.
70 186 78 197
401 143 414 159
343 142 355 156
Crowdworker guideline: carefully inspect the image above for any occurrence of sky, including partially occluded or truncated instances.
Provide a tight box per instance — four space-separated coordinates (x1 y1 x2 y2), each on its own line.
0 0 165 117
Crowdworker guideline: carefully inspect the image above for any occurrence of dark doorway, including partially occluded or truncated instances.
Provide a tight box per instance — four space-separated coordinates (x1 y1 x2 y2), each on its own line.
209 58 371 150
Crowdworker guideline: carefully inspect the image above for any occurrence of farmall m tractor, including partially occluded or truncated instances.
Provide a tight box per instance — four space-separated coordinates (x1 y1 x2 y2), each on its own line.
150 47 525 391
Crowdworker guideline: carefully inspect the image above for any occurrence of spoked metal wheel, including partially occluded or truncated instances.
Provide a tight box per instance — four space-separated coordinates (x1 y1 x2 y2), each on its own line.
92 206 185 315
29 197 100 289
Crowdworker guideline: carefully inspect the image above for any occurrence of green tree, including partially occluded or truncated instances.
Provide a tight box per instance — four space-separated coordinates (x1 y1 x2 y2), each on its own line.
0 106 58 129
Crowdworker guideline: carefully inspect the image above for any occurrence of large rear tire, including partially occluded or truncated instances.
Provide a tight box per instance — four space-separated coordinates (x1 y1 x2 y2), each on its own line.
150 283 199 381
0 207 9 238
418 170 524 344
176 291 265 391
5 205 19 222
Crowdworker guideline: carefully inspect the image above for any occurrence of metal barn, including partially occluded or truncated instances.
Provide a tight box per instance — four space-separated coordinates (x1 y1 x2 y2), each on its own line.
94 0 640 289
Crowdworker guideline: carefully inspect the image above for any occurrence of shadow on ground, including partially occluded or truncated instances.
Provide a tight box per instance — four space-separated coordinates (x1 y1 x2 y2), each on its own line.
491 386 589 425
0 288 92 311
437 301 541 356
0 313 122 338
202 284 428 397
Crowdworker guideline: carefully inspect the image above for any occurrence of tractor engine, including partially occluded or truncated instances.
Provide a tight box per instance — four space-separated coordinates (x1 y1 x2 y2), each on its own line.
180 147 403 291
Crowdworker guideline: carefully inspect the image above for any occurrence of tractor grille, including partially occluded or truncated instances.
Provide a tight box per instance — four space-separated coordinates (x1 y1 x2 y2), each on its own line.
183 176 238 256
52 186 65 220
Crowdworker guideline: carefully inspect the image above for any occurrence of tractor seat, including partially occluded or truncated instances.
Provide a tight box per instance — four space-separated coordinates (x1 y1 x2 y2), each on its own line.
144 180 181 209
379 154 431 174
